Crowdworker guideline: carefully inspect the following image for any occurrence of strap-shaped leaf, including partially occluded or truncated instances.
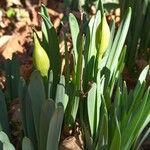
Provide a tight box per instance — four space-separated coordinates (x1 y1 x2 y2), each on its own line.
64 33 70 85
55 76 68 111
69 13 79 65
10 54 20 100
131 88 150 149
19 78 28 135
28 71 46 142
125 0 148 67
83 11 101 86
39 99 55 150
25 91 37 147
96 96 108 149
109 113 121 150
0 131 15 150
138 65 149 83
121 86 148 149
96 74 105 132
40 11 61 99
41 4 51 49
46 104 64 150
120 82 128 127
47 70 53 99
106 7 132 76
22 137 34 150
5 54 20 102
0 131 9 143
135 127 150 150
0 90 9 136
0 141 2 149
86 11 101 64
87 83 97 137
3 142 15 150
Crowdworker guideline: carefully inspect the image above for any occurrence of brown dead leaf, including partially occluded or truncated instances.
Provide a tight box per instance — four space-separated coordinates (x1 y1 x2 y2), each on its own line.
60 122 84 150
60 136 83 150
28 5 40 27
0 35 12 53
7 0 22 7
1 24 32 59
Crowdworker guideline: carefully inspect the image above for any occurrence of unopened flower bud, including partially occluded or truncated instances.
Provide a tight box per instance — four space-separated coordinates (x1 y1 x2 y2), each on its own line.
33 32 50 77
96 14 110 61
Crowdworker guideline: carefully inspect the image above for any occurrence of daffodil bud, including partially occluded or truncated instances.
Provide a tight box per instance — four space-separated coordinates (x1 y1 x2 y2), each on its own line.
96 14 110 61
33 32 50 77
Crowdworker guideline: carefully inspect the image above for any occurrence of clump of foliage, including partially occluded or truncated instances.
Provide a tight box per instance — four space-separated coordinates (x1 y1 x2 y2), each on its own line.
0 1 150 150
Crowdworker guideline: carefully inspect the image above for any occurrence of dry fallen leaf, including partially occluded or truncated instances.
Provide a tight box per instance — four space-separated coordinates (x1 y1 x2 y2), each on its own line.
1 25 32 59
7 0 22 7
0 35 12 53
60 136 83 150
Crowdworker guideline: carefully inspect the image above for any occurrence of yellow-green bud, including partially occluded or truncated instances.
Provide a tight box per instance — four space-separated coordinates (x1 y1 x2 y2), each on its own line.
33 32 50 77
96 14 110 61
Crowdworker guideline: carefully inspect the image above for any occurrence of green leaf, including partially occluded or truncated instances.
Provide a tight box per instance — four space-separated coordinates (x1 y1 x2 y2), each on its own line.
40 8 61 99
4 59 11 102
138 65 149 83
117 46 127 76
25 91 37 147
121 86 148 149
86 11 101 64
87 83 97 137
69 13 79 65
106 7 132 76
0 132 15 150
96 96 108 149
83 11 101 86
135 127 150 150
46 104 64 150
5 54 20 102
65 34 83 126
0 132 9 143
82 121 93 150
96 74 105 132
55 76 68 111
47 70 53 99
39 99 55 150
22 137 34 150
0 90 9 136
98 0 104 14
64 33 70 85
10 54 20 99
126 66 149 120
41 4 51 49
3 142 15 150
131 88 150 149
40 12 61 99
28 71 46 142
19 78 28 135
120 82 128 126
109 113 121 150
0 141 2 150
125 0 148 67
114 86 121 120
